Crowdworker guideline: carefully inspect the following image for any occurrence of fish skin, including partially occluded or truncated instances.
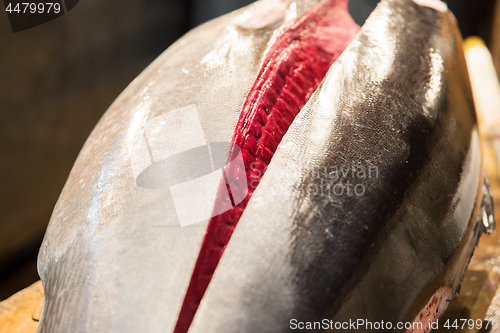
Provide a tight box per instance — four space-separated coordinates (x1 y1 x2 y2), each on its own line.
36 1 494 333
35 1 322 332
187 0 494 332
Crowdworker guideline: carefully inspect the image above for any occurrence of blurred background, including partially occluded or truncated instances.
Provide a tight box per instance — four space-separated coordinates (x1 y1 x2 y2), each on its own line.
0 0 499 300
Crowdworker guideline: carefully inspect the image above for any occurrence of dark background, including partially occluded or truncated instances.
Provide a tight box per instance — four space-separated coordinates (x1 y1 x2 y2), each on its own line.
0 0 497 300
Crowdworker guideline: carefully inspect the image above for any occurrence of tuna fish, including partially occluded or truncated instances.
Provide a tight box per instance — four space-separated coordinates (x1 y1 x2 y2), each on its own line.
36 0 494 332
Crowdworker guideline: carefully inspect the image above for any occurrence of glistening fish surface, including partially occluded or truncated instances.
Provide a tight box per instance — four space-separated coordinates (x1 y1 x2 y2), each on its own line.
36 0 494 332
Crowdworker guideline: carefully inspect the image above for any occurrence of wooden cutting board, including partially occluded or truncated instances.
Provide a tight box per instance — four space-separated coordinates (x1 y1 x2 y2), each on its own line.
0 281 43 333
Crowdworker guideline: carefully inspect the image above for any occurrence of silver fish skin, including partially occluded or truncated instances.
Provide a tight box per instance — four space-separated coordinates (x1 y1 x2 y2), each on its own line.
36 0 494 332
35 1 322 332
187 0 495 332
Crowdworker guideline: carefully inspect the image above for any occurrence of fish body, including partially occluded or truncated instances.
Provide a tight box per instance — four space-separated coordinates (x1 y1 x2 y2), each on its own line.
189 1 494 331
36 0 494 332
36 1 325 332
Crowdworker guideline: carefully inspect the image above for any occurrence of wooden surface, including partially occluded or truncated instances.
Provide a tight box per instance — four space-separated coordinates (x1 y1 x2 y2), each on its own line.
0 281 43 333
